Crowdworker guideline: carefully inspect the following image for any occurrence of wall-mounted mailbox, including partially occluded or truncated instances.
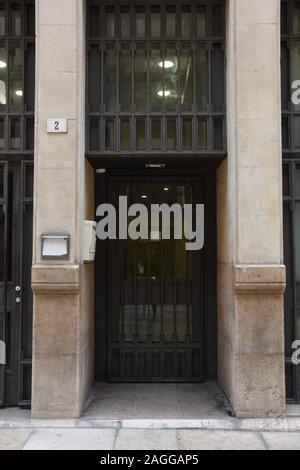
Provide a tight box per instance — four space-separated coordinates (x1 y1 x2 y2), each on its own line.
83 221 97 262
41 233 70 260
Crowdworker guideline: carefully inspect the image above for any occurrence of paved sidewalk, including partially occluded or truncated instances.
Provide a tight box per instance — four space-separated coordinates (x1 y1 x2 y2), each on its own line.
0 425 300 450
0 405 300 450
0 384 300 450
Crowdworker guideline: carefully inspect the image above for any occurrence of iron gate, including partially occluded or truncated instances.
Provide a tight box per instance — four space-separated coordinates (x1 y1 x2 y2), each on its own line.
0 161 33 407
105 176 206 382
283 160 300 403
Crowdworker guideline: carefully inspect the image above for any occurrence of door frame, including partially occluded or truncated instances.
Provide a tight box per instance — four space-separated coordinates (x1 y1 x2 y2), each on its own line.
283 159 300 404
94 166 217 382
0 160 33 408
0 161 8 406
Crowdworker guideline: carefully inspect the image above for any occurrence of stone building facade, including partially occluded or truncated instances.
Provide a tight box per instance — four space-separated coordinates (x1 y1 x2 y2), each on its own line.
0 0 299 419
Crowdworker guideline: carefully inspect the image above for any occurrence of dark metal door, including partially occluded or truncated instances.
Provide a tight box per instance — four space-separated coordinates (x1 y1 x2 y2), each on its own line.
107 176 204 382
283 161 300 403
0 161 33 407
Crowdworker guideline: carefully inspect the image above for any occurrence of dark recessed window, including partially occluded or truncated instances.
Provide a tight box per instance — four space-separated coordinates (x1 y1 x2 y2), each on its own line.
10 117 21 150
136 119 146 151
198 118 208 151
181 5 192 37
295 165 300 197
151 119 161 150
0 3 5 35
293 2 300 34
86 1 225 154
213 117 224 151
106 6 115 37
151 5 161 37
105 119 115 150
120 119 130 150
0 117 4 149
182 118 193 151
166 5 176 37
281 0 300 152
89 118 100 151
0 1 35 153
197 5 206 37
121 6 130 38
167 119 177 151
11 3 21 36
136 5 145 37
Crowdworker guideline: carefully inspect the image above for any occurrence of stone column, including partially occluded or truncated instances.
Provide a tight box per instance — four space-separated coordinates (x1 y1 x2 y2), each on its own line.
217 0 286 418
31 0 94 418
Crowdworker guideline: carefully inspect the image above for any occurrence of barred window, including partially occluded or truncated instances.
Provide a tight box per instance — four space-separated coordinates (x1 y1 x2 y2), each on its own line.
86 1 226 155
0 0 35 154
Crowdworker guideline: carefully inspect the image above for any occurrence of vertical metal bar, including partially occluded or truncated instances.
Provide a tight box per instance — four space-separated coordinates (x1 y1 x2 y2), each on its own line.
172 180 178 378
160 190 164 378
119 179 125 343
17 161 24 404
147 179 150 339
22 34 25 124
134 179 138 342
186 182 192 379
192 40 196 152
146 39 150 152
208 40 212 150
289 2 293 150
146 179 151 379
100 42 104 151
131 39 134 150
0 162 8 405
292 161 299 401
200 176 205 379
7 37 11 149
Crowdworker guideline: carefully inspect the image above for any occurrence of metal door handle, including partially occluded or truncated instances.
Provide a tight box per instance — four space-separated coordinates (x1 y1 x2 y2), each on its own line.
15 286 21 292
15 297 21 304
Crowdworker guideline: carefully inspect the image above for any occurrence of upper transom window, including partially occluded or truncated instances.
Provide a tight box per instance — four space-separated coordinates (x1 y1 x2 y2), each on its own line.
86 1 226 155
281 0 300 153
0 0 35 154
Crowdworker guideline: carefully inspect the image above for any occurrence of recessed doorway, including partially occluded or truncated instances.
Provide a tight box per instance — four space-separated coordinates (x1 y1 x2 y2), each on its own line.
94 170 217 383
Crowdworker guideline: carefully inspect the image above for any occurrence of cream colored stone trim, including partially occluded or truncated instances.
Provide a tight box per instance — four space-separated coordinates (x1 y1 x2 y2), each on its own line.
31 265 80 294
234 264 286 294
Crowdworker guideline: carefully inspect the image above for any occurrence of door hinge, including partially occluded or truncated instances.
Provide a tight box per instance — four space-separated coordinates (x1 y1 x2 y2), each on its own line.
0 340 6 365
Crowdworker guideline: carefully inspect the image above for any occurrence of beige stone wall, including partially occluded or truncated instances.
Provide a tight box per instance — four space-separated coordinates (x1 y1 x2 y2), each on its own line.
30 0 286 419
217 0 286 418
31 0 94 419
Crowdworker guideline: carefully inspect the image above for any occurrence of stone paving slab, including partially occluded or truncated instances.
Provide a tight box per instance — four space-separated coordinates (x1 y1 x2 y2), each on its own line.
120 417 300 432
84 397 134 420
84 382 231 421
262 432 300 450
2 416 300 433
115 429 178 450
286 405 300 417
0 409 30 421
177 429 266 451
0 429 33 450
0 427 299 450
23 428 116 451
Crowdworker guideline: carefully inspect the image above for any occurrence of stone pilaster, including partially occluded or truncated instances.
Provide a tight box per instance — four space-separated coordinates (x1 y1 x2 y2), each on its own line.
31 0 93 419
217 0 286 418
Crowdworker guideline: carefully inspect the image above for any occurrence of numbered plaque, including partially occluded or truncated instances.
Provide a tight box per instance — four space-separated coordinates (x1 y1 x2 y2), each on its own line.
47 119 68 134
